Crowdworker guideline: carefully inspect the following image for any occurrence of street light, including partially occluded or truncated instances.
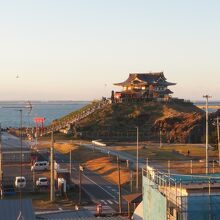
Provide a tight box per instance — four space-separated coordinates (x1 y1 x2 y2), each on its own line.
0 123 3 199
2 102 32 216
216 117 220 167
50 132 55 202
136 126 139 191
203 95 211 174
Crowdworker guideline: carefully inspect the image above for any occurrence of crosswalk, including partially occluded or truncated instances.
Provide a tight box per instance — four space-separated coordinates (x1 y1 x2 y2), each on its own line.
100 199 119 206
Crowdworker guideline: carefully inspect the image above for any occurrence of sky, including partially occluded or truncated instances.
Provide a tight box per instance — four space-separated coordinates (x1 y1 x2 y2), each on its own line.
0 0 219 101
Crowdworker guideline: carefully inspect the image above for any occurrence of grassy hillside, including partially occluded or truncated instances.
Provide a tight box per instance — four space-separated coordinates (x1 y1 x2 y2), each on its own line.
70 101 205 143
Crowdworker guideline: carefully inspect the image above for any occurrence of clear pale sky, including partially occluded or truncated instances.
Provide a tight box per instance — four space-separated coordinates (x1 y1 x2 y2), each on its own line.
0 0 219 101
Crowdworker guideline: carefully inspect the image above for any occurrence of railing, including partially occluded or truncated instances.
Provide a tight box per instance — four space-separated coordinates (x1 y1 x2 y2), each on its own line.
42 99 110 135
143 166 220 213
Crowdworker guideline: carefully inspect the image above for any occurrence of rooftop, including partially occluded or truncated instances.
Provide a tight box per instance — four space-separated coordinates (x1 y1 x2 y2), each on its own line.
0 199 35 220
114 72 176 87
144 165 220 191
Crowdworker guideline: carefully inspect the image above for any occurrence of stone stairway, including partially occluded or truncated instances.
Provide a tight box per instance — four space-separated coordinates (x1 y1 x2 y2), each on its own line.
42 100 110 135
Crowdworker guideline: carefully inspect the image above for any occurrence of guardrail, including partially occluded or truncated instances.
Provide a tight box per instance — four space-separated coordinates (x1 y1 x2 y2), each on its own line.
92 140 107 147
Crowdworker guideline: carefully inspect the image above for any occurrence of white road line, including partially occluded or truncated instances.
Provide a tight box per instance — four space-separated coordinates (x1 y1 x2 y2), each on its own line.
101 200 107 205
107 200 113 205
82 174 115 199
114 200 119 204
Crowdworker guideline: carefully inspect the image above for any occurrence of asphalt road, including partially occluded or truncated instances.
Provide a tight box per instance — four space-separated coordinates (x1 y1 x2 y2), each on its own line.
54 150 128 213
1 132 30 150
81 168 128 212
1 133 133 213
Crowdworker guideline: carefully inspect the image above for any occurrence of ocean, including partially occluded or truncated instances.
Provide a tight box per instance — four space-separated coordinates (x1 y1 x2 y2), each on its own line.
194 101 220 113
0 101 89 128
0 101 219 128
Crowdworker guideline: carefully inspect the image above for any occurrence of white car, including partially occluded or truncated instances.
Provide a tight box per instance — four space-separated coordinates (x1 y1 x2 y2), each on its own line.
15 176 26 189
31 161 49 171
36 177 49 187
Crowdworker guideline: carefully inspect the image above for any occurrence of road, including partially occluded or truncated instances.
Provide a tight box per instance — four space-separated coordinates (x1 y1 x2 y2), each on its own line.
1 132 30 150
1 132 47 191
54 150 128 213
1 133 134 213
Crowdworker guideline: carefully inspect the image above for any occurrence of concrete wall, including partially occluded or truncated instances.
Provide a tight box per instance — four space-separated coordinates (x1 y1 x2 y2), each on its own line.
143 176 167 220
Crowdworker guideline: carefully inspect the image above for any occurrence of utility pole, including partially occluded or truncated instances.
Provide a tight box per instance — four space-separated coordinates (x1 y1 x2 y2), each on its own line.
35 128 38 147
130 170 133 193
0 123 3 199
32 168 35 192
50 132 55 202
79 164 83 204
159 128 162 148
203 95 211 174
217 117 220 167
70 150 72 177
19 110 23 214
117 156 122 214
136 126 139 191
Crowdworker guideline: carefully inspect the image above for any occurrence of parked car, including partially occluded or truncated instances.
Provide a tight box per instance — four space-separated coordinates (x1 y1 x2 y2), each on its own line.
31 161 49 171
15 176 26 189
36 177 49 187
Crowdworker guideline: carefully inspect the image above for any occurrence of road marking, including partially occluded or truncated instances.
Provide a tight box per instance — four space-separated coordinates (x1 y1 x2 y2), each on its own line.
82 174 115 199
106 186 112 189
101 200 107 205
58 207 63 211
107 200 113 204
111 189 117 191
114 200 119 204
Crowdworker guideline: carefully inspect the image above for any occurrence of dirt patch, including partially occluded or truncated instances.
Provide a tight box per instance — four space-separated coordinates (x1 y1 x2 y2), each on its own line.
54 142 76 154
86 157 130 185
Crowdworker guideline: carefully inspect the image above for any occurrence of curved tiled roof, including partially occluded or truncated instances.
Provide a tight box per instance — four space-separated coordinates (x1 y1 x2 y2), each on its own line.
156 89 174 94
114 72 176 87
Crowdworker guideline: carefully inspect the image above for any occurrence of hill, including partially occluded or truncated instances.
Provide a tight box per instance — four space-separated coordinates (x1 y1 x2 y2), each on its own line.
57 100 206 143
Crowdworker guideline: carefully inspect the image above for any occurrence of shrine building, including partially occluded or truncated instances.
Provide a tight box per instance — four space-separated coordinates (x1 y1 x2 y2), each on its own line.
113 72 176 102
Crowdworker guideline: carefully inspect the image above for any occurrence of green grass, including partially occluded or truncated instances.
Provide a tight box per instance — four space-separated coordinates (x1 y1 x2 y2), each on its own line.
161 144 217 157
107 143 218 161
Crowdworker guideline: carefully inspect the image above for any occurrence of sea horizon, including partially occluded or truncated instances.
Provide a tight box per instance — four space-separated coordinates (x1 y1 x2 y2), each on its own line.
0 100 90 128
0 100 219 129
0 99 220 102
